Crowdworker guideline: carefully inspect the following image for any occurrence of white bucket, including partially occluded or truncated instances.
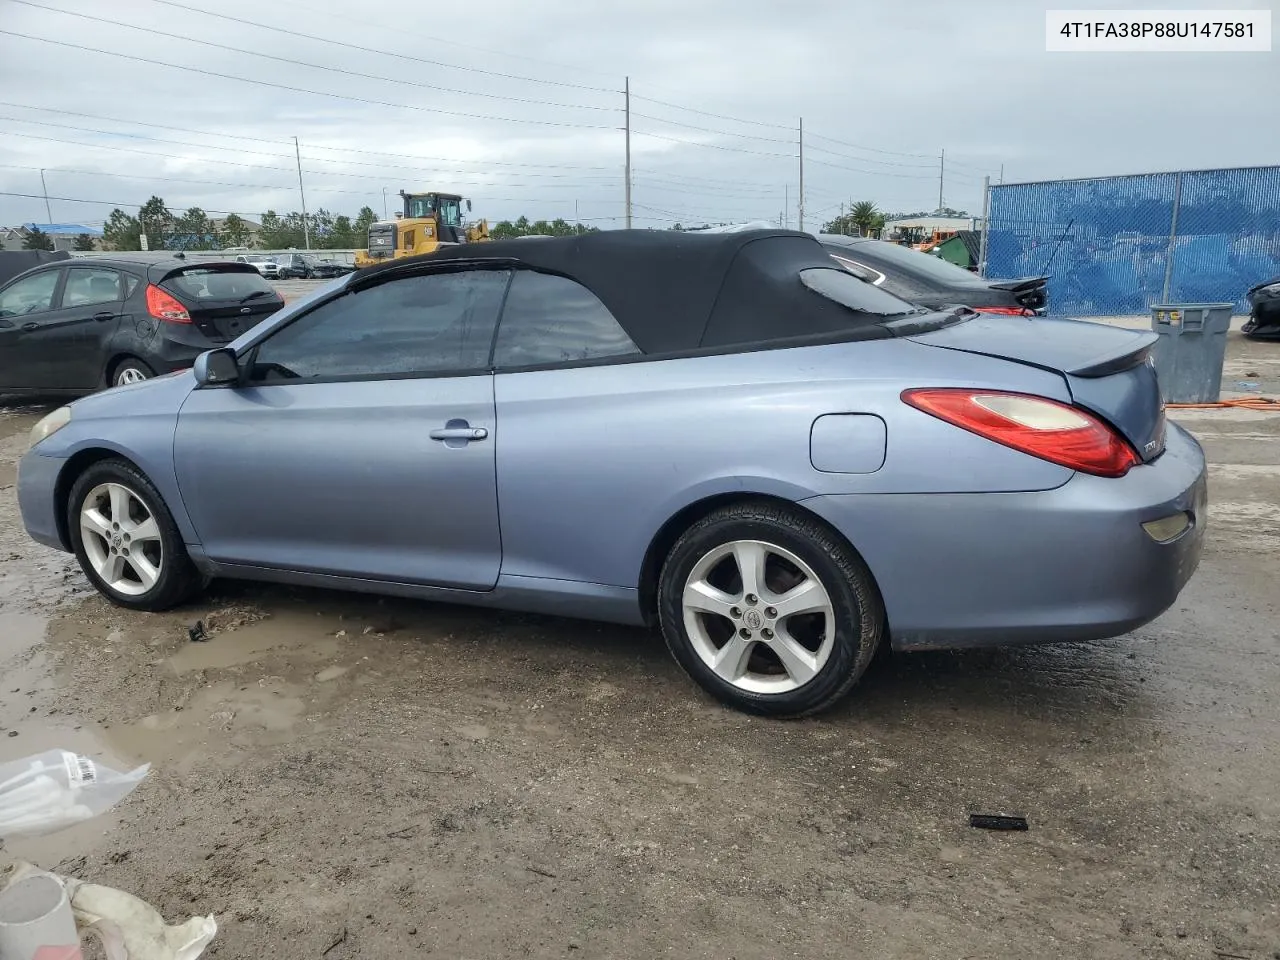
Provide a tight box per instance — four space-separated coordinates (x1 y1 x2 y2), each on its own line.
0 873 82 960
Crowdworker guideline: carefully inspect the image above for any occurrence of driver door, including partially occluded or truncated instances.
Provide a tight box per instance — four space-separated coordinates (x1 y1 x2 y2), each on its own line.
173 267 510 589
0 267 65 390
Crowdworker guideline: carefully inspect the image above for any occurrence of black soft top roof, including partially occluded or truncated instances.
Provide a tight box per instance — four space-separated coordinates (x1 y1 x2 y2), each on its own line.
357 229 903 354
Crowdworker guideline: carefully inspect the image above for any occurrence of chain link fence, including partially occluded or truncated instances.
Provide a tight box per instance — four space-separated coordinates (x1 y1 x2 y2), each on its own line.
983 165 1280 317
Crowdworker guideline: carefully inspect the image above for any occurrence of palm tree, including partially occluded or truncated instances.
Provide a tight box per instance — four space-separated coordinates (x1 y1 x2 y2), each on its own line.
850 201 879 237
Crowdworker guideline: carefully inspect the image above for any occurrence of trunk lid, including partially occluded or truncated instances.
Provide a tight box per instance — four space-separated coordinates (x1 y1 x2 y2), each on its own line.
158 265 284 342
905 314 1167 462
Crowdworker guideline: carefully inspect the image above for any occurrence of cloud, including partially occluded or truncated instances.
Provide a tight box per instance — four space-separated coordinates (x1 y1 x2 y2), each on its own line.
0 0 1273 233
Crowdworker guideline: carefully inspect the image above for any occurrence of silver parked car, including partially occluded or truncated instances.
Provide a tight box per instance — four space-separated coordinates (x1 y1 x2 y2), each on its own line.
18 230 1207 716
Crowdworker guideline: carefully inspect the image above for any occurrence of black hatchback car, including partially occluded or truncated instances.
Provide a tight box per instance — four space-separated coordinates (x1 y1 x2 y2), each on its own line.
819 234 1048 315
0 257 285 394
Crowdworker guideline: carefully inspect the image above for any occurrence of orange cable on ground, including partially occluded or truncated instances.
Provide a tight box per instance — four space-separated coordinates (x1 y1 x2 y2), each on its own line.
1165 397 1280 410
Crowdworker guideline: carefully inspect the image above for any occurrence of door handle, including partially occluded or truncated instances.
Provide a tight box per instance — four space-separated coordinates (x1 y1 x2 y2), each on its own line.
92 311 115 322
429 426 488 442
20 322 38 332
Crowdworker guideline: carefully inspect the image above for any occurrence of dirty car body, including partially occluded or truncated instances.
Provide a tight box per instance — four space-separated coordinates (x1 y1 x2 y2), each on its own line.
17 230 1207 716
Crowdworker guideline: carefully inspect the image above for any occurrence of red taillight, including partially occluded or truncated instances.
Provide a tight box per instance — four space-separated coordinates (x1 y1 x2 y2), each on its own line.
145 284 191 323
902 388 1139 478
975 305 1035 316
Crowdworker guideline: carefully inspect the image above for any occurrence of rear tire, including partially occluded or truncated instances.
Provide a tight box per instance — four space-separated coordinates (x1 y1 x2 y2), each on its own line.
67 458 204 611
657 501 884 717
112 358 153 387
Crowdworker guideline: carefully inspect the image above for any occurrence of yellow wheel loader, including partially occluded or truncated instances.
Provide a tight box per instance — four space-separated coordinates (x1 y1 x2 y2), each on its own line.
353 191 490 269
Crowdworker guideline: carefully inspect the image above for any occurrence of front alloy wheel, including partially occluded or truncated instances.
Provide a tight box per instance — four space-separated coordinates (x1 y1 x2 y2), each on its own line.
67 458 204 610
79 482 164 596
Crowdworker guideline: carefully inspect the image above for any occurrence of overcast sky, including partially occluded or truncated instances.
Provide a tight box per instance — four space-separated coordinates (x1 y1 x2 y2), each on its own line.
0 0 1275 233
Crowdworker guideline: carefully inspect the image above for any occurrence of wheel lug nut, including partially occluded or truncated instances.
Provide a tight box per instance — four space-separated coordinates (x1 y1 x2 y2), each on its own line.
765 607 777 618
730 607 741 619
745 594 758 605
738 628 751 639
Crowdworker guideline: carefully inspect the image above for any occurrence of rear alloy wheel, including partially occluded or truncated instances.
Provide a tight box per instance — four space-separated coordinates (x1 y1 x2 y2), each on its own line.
658 501 884 717
113 359 153 387
68 459 203 610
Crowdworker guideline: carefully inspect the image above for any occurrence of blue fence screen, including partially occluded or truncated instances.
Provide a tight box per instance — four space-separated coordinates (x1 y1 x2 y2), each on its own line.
984 166 1280 317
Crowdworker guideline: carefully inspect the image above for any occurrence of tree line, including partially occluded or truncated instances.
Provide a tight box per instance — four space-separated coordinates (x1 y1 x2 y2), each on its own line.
821 201 972 237
95 197 607 250
21 227 96 251
489 217 597 238
100 196 380 251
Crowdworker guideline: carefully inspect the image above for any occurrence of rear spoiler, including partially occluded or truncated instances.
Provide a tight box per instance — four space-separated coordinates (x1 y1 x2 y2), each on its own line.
988 275 1049 293
988 275 1048 310
1070 334 1157 378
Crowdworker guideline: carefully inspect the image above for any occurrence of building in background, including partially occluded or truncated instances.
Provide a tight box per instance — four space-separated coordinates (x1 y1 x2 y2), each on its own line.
0 223 103 252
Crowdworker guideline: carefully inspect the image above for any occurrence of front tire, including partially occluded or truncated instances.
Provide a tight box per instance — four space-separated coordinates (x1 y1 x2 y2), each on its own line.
657 501 884 717
67 458 204 611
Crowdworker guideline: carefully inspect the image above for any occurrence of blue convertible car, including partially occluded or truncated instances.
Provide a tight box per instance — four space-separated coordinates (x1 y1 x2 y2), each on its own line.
18 230 1206 716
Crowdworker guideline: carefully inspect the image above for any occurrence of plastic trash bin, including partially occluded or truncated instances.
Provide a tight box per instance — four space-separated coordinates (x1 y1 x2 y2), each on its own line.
1149 303 1234 403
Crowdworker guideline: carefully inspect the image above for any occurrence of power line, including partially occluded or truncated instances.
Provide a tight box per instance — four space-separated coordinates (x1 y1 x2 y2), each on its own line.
629 94 796 133
0 190 260 217
9 1 617 115
0 117 621 180
0 101 618 173
0 130 622 191
0 30 617 130
268 0 618 82
140 0 616 94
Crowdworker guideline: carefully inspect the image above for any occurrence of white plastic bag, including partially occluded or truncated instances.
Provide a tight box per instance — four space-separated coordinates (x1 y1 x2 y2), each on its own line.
0 750 149 839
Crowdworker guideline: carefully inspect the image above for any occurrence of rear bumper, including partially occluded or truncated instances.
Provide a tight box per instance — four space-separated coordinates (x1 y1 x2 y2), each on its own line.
18 449 70 551
146 326 221 374
803 423 1207 651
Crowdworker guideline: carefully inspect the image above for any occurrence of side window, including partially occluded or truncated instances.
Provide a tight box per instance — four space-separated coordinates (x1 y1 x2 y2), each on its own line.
0 271 60 318
494 271 640 368
249 269 509 383
63 268 124 308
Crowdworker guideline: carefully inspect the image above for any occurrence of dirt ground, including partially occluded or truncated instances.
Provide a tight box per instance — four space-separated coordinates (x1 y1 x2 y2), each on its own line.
1 331 1278 960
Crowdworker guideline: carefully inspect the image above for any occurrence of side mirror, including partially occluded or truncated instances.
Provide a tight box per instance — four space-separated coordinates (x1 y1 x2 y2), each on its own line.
193 348 240 386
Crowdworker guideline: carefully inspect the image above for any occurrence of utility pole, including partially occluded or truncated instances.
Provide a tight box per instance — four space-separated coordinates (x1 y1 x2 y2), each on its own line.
294 136 310 250
39 169 51 223
624 76 632 229
797 117 804 232
977 175 991 278
937 149 945 214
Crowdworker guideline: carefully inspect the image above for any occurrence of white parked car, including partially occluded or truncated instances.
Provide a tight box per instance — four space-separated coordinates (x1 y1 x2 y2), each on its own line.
235 255 282 280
